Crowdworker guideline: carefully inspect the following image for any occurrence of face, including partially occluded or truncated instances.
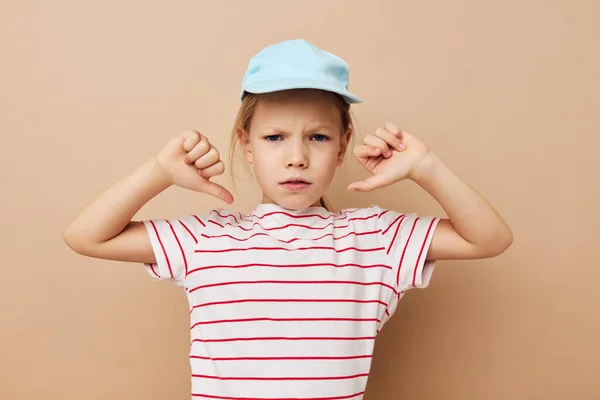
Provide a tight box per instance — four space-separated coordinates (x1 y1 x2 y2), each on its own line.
240 90 351 210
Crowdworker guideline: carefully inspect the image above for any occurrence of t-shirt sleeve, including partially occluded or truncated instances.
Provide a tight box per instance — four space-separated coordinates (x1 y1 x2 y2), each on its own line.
376 207 441 293
142 214 206 284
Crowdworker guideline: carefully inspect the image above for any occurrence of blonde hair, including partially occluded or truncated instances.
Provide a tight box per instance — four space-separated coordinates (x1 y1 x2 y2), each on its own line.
229 89 355 211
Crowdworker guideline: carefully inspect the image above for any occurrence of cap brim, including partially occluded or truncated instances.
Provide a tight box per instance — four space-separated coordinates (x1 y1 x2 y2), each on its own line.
242 78 362 104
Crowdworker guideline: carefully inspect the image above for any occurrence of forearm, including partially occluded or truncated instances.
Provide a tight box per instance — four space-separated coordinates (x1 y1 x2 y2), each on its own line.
63 157 171 248
412 151 513 253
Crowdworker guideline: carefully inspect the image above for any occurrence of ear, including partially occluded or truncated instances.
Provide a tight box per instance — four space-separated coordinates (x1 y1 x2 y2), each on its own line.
239 129 253 164
337 129 353 166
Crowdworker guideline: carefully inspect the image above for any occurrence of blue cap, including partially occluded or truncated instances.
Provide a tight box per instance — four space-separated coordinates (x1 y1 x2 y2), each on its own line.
241 39 362 104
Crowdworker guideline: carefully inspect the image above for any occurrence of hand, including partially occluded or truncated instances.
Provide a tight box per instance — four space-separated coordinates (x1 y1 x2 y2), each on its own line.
155 130 234 203
347 122 432 192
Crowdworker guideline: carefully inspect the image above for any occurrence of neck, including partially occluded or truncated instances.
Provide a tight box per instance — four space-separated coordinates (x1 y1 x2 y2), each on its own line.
259 197 329 211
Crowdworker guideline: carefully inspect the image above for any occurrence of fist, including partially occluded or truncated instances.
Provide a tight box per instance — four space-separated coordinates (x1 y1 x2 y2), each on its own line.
348 122 431 192
155 130 234 203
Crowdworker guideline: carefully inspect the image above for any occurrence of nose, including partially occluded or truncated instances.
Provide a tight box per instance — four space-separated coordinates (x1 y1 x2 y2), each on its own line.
285 139 308 168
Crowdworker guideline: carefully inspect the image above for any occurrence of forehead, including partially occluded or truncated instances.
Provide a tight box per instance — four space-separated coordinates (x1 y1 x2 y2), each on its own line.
251 90 341 131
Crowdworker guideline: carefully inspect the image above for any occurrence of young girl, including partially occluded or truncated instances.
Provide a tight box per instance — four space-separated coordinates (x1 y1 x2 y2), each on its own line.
64 39 512 399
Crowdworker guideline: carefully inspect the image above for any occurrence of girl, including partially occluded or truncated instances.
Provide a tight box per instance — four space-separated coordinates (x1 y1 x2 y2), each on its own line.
64 39 512 399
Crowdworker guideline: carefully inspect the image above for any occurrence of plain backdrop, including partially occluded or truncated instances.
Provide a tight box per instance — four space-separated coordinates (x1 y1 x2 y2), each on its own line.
2 1 599 399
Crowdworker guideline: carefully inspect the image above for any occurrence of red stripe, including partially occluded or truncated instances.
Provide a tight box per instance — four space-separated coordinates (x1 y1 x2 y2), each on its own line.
386 214 409 255
192 390 365 399
337 215 379 226
333 230 379 239
378 209 390 219
412 218 437 287
179 219 198 244
256 210 332 220
191 317 379 328
200 229 380 243
382 214 405 235
243 207 363 221
193 214 206 227
147 263 159 278
149 221 173 279
208 214 378 232
190 298 388 312
201 231 273 242
188 280 397 294
188 262 391 275
194 246 385 254
190 355 372 361
167 220 185 277
396 218 419 287
193 336 375 343
191 373 369 381
213 209 241 224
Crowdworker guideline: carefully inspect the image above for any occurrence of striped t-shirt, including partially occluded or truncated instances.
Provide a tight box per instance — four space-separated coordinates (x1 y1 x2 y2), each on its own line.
143 203 440 400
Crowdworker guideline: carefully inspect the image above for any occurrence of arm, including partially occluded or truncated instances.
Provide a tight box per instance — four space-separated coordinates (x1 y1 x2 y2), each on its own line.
62 157 170 263
412 152 513 260
63 130 233 264
348 122 512 261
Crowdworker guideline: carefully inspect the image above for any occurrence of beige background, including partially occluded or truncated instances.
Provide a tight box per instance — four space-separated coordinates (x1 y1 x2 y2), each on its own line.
2 0 599 399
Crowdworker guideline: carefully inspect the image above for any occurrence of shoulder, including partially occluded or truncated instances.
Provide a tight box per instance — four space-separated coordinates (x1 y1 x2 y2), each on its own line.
337 205 411 231
336 204 389 226
337 204 392 219
195 208 251 230
208 208 244 222
156 208 245 234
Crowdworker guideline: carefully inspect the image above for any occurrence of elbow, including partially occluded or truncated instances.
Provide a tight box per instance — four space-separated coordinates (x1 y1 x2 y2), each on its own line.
504 227 514 249
495 235 513 257
62 227 80 253
485 226 513 258
62 226 90 256
500 224 514 252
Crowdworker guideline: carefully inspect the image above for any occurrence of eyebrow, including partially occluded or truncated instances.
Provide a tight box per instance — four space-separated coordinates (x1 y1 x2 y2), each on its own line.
260 124 335 133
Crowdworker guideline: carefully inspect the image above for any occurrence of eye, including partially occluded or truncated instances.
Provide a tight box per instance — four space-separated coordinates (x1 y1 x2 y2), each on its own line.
311 134 330 142
265 135 282 142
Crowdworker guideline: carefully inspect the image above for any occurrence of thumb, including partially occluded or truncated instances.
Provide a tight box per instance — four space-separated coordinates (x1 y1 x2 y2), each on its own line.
200 181 235 204
347 174 390 192
186 173 234 203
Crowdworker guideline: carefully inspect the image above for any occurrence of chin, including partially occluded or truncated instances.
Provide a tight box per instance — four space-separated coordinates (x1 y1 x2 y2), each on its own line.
267 194 321 210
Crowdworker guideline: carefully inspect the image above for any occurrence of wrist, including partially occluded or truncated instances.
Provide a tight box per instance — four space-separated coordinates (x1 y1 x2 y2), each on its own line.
150 156 174 189
409 150 440 184
128 157 173 195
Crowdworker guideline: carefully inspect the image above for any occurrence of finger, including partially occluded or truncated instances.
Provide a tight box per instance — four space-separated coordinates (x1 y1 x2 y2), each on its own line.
199 181 234 204
347 174 391 192
364 135 392 157
383 122 402 136
184 138 211 164
375 127 405 152
198 160 225 178
181 130 202 152
353 145 382 159
383 122 406 150
194 147 220 170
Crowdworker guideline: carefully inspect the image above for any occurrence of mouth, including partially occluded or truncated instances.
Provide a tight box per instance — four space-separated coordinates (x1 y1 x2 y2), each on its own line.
279 178 312 191
280 178 311 184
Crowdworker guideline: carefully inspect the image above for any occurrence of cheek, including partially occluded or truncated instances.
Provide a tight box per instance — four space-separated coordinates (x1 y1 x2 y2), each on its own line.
313 147 342 181
248 144 274 179
323 145 343 166
246 138 264 163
